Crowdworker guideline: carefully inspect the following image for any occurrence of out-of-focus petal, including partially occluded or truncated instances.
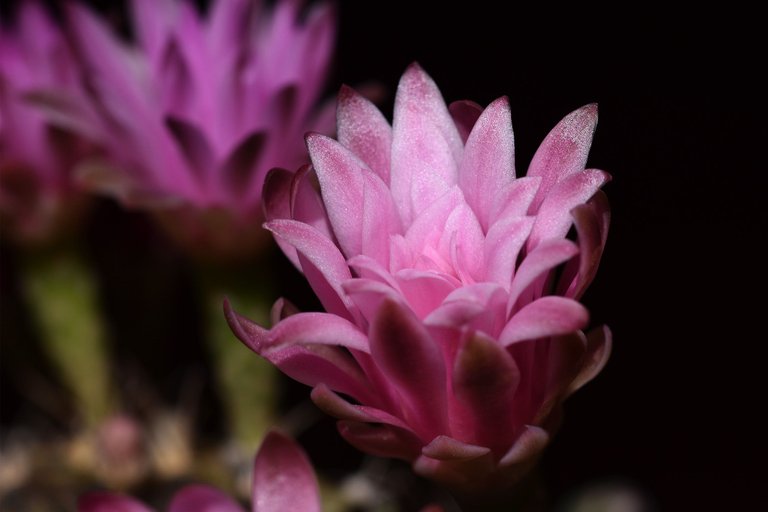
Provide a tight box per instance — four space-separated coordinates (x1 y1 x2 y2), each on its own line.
253 431 321 512
169 485 245 512
78 493 152 512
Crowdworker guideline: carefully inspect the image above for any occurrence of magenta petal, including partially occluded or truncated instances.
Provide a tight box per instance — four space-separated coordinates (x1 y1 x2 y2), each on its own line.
370 300 447 437
390 63 462 225
527 104 598 210
262 168 300 267
561 191 611 299
495 425 549 482
307 133 400 263
253 431 321 512
527 169 610 250
165 116 214 186
265 219 356 321
223 299 269 352
422 436 491 460
220 132 266 200
395 269 459 319
311 384 412 429
459 96 515 232
336 84 393 183
500 297 589 346
507 239 579 313
413 450 495 491
338 420 423 460
288 165 333 238
448 100 483 143
262 312 370 354
451 333 520 455
169 485 245 512
78 492 152 512
483 216 535 287
568 325 612 395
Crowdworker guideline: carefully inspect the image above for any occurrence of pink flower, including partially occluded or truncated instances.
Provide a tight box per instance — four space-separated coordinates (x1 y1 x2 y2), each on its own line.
78 430 323 512
0 1 89 242
61 0 336 258
226 64 612 490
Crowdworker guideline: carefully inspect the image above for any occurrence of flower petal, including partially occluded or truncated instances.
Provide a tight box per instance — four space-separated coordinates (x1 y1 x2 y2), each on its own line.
78 493 152 512
265 219 356 321
500 297 589 346
253 431 321 512
448 100 483 143
459 96 515 232
508 239 579 313
262 312 370 354
262 167 300 266
338 420 423 460
567 325 612 395
526 169 610 251
337 84 393 183
494 425 549 484
169 485 245 512
307 133 400 264
311 384 413 430
370 300 447 438
527 104 598 210
483 216 535 288
391 63 462 225
421 436 491 460
395 269 459 319
451 333 520 455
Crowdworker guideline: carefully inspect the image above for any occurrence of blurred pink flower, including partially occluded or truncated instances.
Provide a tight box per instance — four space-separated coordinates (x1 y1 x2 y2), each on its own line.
0 1 90 242
227 64 612 490
60 0 336 258
78 430 322 512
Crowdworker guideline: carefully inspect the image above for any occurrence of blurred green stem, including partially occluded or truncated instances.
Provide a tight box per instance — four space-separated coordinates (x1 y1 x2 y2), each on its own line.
199 260 277 450
22 245 110 428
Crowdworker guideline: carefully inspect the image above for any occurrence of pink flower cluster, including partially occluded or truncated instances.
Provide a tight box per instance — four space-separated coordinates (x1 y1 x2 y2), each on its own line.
227 64 611 490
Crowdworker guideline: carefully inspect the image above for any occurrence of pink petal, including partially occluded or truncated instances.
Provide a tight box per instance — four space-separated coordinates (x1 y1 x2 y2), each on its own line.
448 100 483 143
413 449 495 491
440 201 485 283
130 0 174 58
527 104 598 210
526 169 610 251
262 312 370 354
220 132 266 202
370 300 447 438
169 485 245 512
338 420 423 461
336 84 393 183
451 333 520 455
567 325 612 395
483 216 535 287
262 168 300 267
500 296 589 346
561 190 611 299
307 133 400 264
395 269 459 319
459 96 515 232
507 239 579 313
78 492 152 512
421 436 491 460
403 187 462 259
265 219 356 321
311 384 413 430
288 165 334 238
342 278 403 325
390 64 462 225
225 300 371 400
495 425 549 483
491 176 541 224
253 431 321 512
424 283 507 337
165 116 214 186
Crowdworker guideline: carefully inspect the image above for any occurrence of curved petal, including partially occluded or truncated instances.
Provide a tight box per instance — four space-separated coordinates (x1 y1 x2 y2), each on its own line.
500 297 589 346
448 100 483 143
483 216 535 287
527 169 610 250
337 84 393 183
78 493 152 512
527 104 598 210
169 485 245 512
507 239 579 314
459 96 515 231
253 431 321 512
307 133 400 264
265 219 356 321
451 333 520 455
311 384 412 430
262 312 370 354
395 269 459 319
494 425 549 485
391 63 462 225
422 436 491 460
262 167 300 266
338 420 423 461
370 300 447 438
567 325 612 395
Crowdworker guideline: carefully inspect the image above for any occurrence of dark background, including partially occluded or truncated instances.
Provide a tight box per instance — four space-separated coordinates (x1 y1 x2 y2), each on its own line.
2 1 766 510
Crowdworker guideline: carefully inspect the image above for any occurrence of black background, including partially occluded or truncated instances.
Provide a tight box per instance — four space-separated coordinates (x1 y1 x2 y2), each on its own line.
2 1 766 510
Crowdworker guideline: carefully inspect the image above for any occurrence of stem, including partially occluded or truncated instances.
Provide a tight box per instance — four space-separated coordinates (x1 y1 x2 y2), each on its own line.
22 244 110 428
